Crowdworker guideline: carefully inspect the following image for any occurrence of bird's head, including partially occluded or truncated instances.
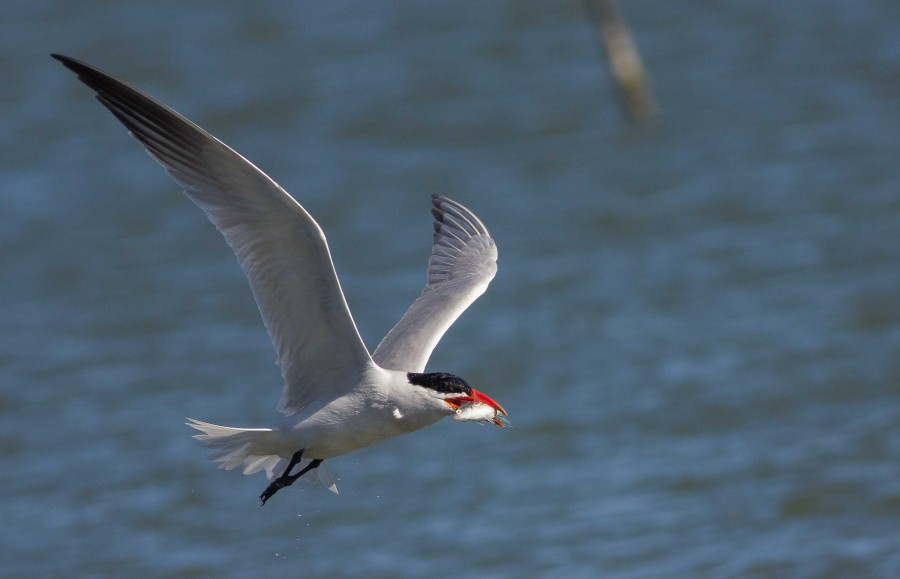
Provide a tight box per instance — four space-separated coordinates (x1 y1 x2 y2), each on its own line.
407 371 508 427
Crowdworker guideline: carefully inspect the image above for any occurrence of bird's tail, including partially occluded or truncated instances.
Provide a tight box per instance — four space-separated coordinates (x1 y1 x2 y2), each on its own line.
185 418 338 493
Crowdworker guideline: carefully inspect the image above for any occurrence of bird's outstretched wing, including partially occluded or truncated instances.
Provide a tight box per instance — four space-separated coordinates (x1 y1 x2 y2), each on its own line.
373 195 497 372
54 54 372 415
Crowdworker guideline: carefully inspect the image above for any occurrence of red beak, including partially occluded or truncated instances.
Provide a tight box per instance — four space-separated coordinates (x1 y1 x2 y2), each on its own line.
446 388 509 427
471 388 508 417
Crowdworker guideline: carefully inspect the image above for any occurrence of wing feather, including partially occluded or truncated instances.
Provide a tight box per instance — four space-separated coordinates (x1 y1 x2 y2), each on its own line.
54 54 372 415
372 195 497 372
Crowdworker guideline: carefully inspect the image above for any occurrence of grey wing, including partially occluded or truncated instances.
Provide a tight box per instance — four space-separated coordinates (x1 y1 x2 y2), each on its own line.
54 54 372 415
373 195 497 372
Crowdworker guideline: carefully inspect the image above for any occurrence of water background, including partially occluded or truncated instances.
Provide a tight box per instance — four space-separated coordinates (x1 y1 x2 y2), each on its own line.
3 0 900 576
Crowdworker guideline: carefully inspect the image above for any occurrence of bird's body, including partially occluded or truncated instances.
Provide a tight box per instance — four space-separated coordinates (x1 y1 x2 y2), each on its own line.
193 365 454 469
54 54 507 502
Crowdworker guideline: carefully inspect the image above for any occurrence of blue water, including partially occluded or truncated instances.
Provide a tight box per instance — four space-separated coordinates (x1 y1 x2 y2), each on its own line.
3 0 900 576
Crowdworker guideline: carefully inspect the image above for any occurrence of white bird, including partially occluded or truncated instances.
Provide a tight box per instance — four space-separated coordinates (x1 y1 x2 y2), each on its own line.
54 54 508 504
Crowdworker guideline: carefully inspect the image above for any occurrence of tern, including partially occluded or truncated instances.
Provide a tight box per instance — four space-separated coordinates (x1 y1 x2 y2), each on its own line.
54 54 508 504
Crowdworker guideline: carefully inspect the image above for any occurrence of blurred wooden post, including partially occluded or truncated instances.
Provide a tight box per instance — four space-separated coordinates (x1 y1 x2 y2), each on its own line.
588 0 658 124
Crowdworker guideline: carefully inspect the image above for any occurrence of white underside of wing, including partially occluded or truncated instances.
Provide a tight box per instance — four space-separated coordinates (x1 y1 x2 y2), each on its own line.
373 195 497 372
55 55 372 415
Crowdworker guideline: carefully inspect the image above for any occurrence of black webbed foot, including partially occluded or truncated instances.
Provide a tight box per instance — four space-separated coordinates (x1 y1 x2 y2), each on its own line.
260 478 289 505
258 449 323 506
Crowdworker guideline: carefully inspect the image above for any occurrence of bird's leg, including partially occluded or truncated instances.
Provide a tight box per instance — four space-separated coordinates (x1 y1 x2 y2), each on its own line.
259 449 323 505
260 458 323 505
259 449 304 505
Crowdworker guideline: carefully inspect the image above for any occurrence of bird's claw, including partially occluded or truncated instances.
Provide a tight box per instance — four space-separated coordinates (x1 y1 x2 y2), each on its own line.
259 478 287 506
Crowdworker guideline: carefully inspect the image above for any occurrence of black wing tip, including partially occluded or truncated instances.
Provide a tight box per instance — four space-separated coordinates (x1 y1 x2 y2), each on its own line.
431 195 468 216
52 53 93 76
430 195 455 219
430 195 491 240
51 53 125 97
431 202 456 233
431 196 448 231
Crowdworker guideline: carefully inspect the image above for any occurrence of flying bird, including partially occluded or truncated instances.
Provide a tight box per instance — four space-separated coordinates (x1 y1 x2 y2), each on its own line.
53 54 508 504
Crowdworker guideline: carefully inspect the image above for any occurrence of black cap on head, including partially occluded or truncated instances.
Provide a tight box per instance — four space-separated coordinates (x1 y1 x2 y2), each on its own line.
407 372 472 396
